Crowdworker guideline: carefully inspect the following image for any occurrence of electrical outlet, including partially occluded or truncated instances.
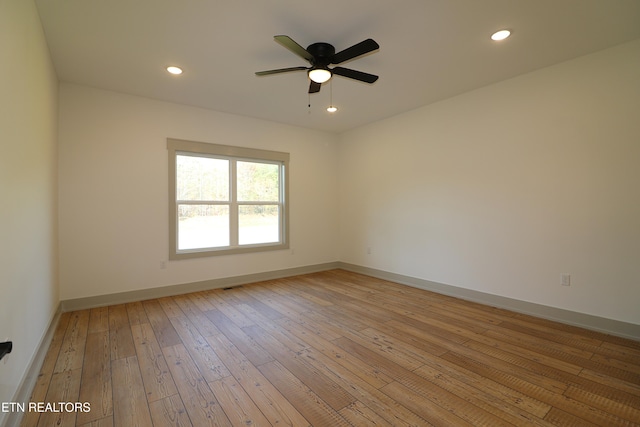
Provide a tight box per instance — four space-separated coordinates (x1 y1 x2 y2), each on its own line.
367 246 372 255
160 261 167 270
561 274 571 287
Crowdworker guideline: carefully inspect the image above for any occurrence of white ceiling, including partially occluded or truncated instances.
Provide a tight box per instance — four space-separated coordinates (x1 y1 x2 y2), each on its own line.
35 0 640 134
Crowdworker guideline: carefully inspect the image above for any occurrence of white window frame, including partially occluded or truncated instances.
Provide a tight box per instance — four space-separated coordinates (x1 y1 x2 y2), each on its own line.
167 138 289 259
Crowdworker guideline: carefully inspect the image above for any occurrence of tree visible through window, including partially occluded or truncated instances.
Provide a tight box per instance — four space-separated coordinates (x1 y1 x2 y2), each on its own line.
168 138 289 259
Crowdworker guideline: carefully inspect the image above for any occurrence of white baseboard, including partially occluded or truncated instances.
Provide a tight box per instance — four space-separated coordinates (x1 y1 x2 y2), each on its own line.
337 262 640 341
61 262 341 312
61 261 640 340
2 304 62 427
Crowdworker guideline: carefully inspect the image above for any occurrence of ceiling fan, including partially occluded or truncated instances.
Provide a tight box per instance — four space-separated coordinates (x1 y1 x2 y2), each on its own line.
255 35 379 93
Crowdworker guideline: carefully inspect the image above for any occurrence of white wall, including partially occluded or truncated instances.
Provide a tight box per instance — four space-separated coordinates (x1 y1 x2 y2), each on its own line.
0 0 59 417
58 84 339 300
338 39 640 325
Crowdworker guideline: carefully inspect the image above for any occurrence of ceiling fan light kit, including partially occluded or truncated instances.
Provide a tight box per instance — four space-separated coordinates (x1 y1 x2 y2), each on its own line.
256 35 379 95
308 68 332 83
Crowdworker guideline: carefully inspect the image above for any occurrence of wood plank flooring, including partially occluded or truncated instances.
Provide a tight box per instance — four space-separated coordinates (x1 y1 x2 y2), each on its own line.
22 269 640 426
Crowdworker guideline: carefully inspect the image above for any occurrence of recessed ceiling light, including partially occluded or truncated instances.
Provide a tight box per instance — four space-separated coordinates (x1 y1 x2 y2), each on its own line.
491 29 511 41
166 66 183 75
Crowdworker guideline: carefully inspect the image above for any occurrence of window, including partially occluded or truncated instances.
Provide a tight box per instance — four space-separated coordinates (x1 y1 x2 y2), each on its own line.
167 138 289 259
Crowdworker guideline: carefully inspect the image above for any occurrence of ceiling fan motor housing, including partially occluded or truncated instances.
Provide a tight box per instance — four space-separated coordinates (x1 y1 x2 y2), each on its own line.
307 42 335 67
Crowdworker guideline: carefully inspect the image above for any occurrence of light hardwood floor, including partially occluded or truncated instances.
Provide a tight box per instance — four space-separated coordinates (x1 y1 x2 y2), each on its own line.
22 269 640 426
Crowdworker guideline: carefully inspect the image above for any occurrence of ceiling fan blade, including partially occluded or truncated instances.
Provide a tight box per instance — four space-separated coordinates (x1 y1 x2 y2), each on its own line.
274 35 314 62
332 67 378 84
255 66 307 76
332 39 379 64
308 80 321 93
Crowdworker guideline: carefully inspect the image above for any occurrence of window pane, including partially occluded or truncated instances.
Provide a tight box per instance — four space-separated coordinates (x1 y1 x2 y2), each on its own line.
237 161 279 202
239 205 279 245
177 155 228 201
178 204 229 250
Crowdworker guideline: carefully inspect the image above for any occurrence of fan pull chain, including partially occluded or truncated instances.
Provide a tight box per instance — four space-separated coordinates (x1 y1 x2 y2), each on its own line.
330 80 333 108
326 80 337 113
